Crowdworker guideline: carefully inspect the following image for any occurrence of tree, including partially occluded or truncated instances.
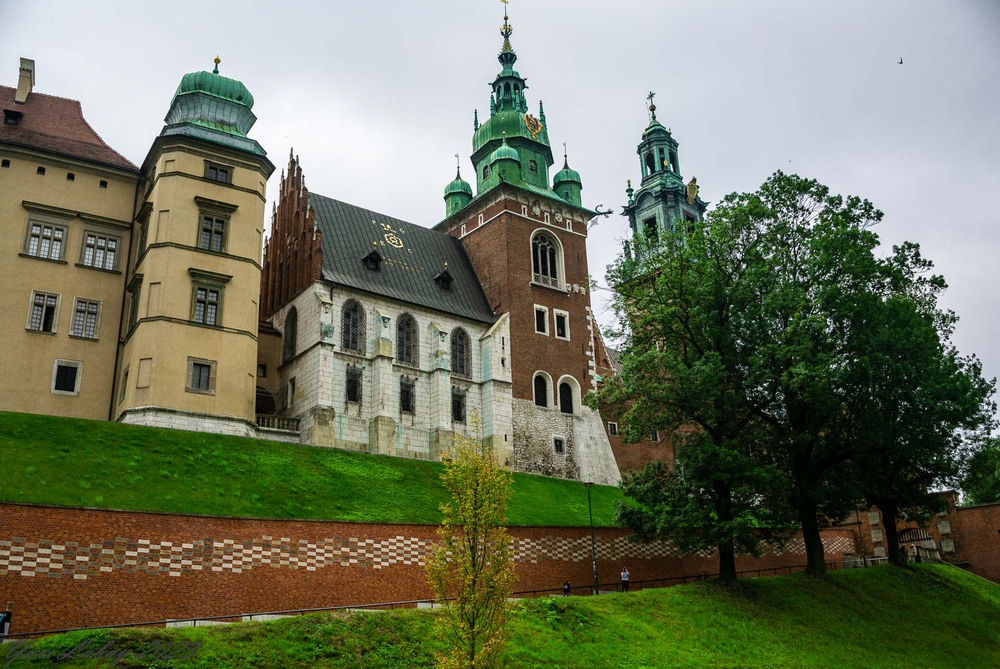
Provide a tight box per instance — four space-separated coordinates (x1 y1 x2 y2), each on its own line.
963 437 1000 505
600 201 792 582
425 412 516 669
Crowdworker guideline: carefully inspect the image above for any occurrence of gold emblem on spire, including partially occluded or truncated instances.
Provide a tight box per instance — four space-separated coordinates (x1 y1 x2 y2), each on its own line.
524 114 543 138
686 177 699 205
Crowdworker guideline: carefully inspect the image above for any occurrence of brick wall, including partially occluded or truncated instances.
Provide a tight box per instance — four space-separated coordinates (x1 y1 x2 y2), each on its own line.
0 503 856 635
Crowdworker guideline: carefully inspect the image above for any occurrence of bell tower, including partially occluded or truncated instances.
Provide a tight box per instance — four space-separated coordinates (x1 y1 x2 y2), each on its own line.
623 92 706 249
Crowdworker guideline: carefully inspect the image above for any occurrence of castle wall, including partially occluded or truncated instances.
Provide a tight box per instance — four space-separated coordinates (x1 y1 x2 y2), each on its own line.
0 503 856 636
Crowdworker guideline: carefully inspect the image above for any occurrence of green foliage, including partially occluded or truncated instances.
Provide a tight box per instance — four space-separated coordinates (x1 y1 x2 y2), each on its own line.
964 437 1000 505
4 565 998 668
0 411 621 526
425 413 516 669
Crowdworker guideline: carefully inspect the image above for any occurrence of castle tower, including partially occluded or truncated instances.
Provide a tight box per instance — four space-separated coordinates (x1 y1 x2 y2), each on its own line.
114 58 275 434
623 93 706 249
436 9 620 485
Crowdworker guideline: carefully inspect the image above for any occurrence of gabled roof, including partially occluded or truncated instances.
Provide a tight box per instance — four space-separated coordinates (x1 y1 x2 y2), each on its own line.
0 86 137 172
310 193 497 324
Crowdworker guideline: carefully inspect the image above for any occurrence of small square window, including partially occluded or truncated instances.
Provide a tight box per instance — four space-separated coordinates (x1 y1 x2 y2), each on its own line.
534 306 548 335
257 363 267 378
52 360 82 395
608 422 618 436
66 173 75 181
1 159 9 168
554 310 569 340
553 437 565 454
186 358 216 394
99 180 108 189
205 163 232 184
36 166 46 175
650 430 660 443
346 366 363 403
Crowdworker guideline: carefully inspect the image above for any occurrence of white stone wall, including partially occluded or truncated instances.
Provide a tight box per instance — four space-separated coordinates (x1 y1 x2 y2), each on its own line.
119 407 300 444
268 281 513 461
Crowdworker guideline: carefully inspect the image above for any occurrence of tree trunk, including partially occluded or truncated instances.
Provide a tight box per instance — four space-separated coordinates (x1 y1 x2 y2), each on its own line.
799 497 826 577
877 500 903 565
718 543 737 583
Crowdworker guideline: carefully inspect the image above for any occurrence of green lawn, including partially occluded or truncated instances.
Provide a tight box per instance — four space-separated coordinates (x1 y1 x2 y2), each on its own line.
2 564 996 668
0 411 621 526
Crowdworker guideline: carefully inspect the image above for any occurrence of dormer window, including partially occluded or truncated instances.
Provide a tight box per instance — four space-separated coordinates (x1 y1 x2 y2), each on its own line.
3 109 23 125
434 268 453 290
362 249 383 272
528 160 538 175
482 164 490 180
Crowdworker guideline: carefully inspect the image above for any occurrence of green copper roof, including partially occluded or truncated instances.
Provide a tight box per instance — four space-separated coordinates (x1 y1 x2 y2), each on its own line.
553 157 581 185
163 59 258 140
489 136 520 164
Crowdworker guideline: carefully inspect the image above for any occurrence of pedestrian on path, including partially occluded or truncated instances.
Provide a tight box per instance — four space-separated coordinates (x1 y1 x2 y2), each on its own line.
621 567 630 592
0 603 12 639
562 580 571 596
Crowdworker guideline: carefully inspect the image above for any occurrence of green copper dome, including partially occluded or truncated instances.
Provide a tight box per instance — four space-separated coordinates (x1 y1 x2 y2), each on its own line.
444 169 473 197
489 137 521 164
554 158 581 185
175 70 254 108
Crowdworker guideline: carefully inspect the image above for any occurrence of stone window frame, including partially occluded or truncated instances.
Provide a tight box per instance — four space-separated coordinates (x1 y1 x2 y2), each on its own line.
70 297 101 340
204 161 234 185
23 217 68 262
553 309 570 341
396 313 419 367
79 230 120 271
27 290 60 334
346 365 363 404
533 371 552 408
188 268 232 328
451 386 467 424
557 374 581 416
194 196 238 254
450 327 472 379
553 435 566 454
51 359 83 396
534 304 549 336
530 229 563 289
400 376 416 414
341 300 366 355
607 421 618 436
186 356 217 395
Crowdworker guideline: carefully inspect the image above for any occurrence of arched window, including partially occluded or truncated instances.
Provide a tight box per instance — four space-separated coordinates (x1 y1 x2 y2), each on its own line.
450 328 471 379
645 152 656 174
531 232 560 288
534 374 549 408
341 300 365 354
396 313 418 366
559 381 574 414
282 307 297 363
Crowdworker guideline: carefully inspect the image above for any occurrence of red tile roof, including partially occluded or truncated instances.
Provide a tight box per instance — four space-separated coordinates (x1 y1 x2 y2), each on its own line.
0 86 138 172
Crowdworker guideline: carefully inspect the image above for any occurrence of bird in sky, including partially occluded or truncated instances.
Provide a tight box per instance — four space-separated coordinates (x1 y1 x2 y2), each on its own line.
898 58 903 64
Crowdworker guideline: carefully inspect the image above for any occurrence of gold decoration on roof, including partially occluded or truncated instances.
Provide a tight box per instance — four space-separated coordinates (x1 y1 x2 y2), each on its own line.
686 177 699 205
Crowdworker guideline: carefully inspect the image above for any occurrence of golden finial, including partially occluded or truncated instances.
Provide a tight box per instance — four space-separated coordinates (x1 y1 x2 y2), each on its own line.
212 55 221 74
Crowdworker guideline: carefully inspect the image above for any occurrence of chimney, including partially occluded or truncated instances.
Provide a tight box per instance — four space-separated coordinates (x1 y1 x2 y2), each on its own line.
14 58 35 104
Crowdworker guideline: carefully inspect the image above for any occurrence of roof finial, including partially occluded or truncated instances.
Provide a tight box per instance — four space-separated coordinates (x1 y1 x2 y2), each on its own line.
213 56 221 75
563 142 570 169
647 91 657 121
499 0 516 64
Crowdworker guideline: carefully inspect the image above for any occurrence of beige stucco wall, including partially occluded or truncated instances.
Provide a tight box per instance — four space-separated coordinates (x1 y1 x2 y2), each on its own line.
0 145 136 419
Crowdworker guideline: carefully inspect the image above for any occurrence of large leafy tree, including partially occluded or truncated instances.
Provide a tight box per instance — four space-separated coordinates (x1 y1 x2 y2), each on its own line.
600 182 792 582
963 437 1000 505
425 412 516 669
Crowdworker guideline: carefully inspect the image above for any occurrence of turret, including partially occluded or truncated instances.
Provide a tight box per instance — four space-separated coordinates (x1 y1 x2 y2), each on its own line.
553 147 582 207
444 165 473 217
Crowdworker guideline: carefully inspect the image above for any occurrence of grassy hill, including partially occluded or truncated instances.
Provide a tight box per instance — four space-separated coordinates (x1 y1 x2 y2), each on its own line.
0 411 621 526
2 564 997 668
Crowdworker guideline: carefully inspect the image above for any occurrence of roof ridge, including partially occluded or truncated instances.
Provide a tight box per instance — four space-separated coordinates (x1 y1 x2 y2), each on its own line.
0 85 85 106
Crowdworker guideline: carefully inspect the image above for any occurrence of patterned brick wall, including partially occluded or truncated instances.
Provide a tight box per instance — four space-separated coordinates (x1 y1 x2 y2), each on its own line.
0 503 855 635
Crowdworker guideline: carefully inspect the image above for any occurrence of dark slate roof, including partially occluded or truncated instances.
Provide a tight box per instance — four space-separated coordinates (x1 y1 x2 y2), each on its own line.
0 86 138 172
606 346 623 375
310 193 497 324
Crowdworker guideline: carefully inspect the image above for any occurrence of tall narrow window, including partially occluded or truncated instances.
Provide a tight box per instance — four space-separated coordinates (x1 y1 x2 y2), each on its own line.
534 374 549 408
534 306 548 335
531 232 560 287
128 279 142 331
400 377 416 414
71 299 100 339
451 387 467 424
28 292 59 332
25 223 65 260
342 300 365 354
199 216 226 252
283 307 298 362
81 233 118 270
396 314 418 366
450 328 471 379
559 381 574 414
192 286 221 325
346 366 363 403
643 217 658 243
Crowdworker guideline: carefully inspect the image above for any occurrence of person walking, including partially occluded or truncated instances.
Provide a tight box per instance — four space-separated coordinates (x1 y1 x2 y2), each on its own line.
621 567 630 593
0 603 12 639
562 580 571 597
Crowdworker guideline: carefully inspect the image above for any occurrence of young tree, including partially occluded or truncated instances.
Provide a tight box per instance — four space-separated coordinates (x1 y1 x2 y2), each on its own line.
425 413 516 669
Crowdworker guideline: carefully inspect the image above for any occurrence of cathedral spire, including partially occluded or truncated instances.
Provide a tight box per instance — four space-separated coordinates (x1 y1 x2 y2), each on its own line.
499 0 516 69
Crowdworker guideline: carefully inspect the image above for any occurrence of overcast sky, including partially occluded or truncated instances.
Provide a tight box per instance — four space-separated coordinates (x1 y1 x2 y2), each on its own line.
2 0 998 394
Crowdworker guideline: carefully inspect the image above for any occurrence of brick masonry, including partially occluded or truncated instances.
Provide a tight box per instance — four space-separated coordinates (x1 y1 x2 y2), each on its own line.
0 503 856 635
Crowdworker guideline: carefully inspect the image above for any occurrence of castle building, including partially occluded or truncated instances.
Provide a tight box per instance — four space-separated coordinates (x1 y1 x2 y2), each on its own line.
0 10 685 486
